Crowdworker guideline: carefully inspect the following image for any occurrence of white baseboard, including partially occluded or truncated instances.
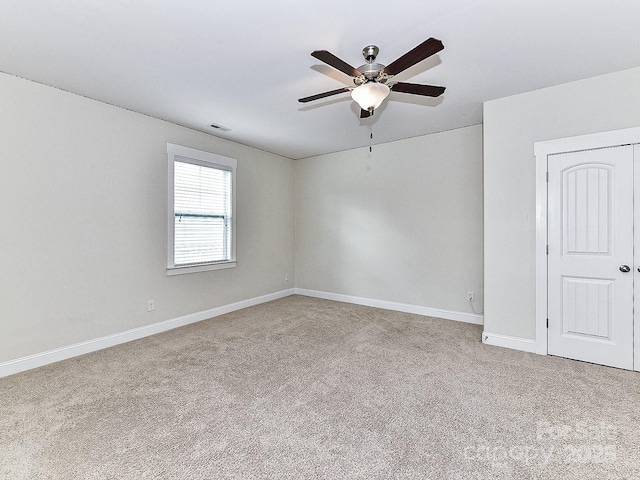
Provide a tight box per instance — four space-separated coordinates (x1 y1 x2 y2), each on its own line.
482 331 537 353
0 288 296 379
294 288 484 325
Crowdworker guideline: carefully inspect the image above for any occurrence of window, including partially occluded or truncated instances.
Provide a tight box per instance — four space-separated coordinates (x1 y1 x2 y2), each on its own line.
167 143 236 275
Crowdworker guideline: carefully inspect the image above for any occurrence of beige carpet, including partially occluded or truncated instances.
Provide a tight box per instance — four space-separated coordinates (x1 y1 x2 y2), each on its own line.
1 295 639 479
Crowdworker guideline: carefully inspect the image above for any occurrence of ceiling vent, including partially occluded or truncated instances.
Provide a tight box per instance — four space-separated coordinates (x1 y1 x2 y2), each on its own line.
209 123 231 132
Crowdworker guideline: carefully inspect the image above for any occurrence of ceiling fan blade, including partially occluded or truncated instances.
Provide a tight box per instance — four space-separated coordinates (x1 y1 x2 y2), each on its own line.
298 87 351 103
360 109 372 118
311 50 363 77
382 38 444 76
391 82 446 97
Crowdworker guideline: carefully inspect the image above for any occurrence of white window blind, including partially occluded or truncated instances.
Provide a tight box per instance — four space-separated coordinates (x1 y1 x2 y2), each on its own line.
167 144 237 275
174 159 231 265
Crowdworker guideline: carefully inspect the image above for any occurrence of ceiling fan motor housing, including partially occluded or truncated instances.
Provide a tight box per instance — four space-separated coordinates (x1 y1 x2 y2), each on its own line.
355 63 386 83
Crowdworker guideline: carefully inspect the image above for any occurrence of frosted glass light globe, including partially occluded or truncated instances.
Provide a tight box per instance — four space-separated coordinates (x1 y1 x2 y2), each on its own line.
351 82 390 111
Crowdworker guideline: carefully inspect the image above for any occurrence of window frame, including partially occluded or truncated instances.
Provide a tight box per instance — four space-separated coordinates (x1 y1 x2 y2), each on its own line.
167 143 237 276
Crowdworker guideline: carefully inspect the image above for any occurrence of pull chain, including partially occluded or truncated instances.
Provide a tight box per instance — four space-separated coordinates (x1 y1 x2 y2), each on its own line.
369 124 373 153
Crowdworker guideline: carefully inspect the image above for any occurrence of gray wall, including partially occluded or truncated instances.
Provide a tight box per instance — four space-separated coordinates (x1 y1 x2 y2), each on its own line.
9 61 638 365
483 66 640 340
295 124 484 314
0 73 295 362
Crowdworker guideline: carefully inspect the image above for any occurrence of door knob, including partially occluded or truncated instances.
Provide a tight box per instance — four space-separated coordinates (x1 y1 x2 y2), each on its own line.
620 265 631 273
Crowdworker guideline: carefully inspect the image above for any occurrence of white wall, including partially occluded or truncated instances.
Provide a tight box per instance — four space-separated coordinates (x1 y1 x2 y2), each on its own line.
484 66 640 340
295 124 484 315
0 73 295 363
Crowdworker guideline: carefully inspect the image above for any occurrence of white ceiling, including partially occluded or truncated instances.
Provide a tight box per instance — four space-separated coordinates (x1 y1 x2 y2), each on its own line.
1 1 640 159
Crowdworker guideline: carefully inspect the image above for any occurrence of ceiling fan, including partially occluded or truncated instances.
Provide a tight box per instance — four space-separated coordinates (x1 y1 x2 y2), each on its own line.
298 37 446 118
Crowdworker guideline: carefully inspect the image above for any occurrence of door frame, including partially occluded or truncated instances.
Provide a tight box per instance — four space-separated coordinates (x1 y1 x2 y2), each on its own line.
534 126 640 371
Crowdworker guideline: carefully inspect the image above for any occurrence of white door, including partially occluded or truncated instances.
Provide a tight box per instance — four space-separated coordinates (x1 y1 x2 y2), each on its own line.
634 144 640 370
547 145 634 370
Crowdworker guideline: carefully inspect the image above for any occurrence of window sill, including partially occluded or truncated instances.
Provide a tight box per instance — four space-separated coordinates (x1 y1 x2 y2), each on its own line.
167 261 237 276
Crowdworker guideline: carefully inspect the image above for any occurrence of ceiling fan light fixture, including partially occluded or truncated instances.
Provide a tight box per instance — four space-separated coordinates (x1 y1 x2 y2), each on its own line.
351 82 390 111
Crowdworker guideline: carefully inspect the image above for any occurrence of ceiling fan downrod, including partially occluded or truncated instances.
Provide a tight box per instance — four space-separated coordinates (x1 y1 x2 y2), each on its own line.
362 45 379 63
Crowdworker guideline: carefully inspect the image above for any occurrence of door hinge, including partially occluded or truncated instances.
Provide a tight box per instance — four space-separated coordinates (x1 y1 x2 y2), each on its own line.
546 318 549 328
546 171 549 182
546 245 549 255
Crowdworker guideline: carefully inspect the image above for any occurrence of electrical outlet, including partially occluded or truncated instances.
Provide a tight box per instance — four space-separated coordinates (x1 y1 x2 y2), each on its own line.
147 299 155 312
467 291 475 302
285 273 289 281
